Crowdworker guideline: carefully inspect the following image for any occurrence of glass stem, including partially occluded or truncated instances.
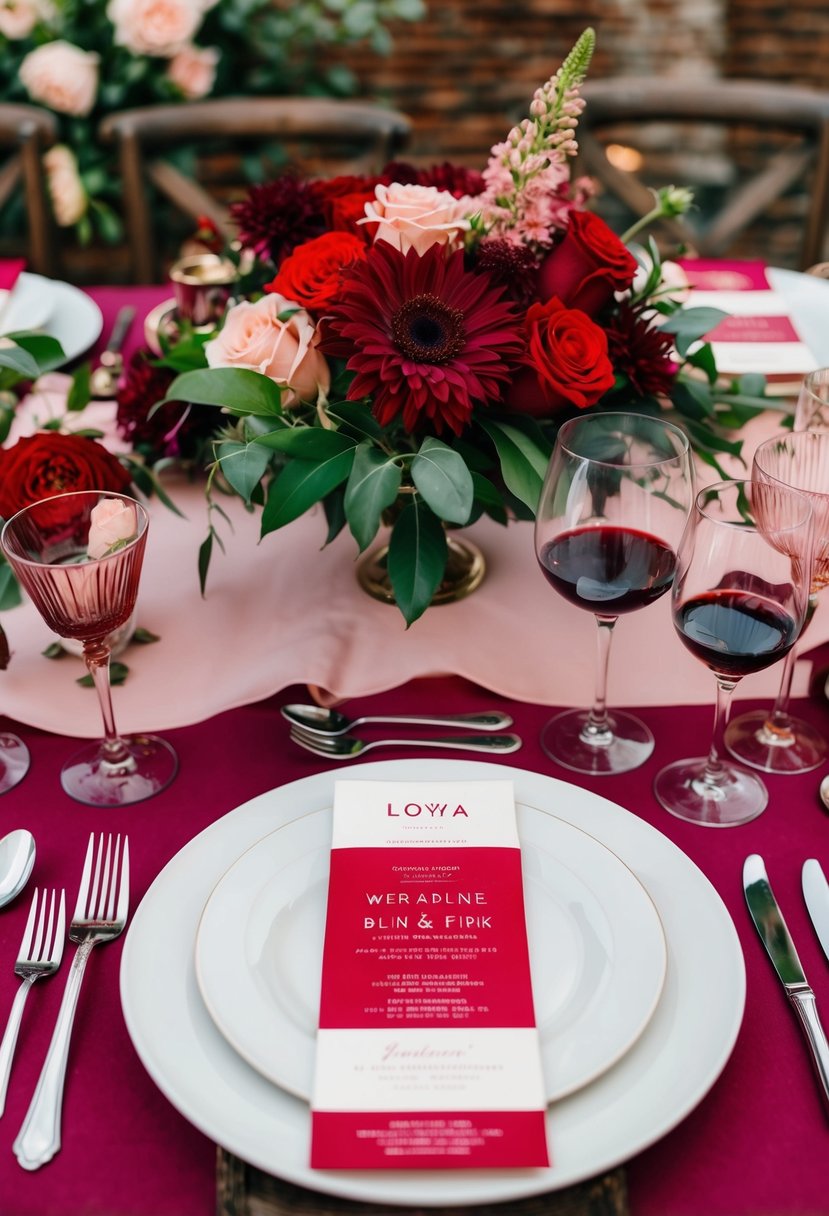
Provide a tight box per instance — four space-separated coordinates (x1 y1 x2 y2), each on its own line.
765 592 818 732
83 639 130 764
701 677 738 789
581 616 618 747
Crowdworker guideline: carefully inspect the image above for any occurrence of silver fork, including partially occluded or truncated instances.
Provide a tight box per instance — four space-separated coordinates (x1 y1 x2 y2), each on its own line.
0 888 66 1118
13 833 129 1171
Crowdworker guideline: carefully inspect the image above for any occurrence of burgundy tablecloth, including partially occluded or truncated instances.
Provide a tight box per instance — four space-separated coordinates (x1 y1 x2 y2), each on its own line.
2 679 829 1216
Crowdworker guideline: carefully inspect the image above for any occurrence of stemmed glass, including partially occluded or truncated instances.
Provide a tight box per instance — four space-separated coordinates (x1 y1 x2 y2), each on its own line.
534 412 694 775
654 479 814 826
794 367 829 431
0 733 29 795
724 430 829 774
0 490 178 807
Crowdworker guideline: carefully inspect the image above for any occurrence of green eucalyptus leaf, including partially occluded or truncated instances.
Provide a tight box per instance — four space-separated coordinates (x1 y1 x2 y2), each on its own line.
670 378 716 421
67 362 92 411
411 437 473 525
198 531 214 597
255 428 355 459
683 418 745 459
387 499 448 628
77 661 130 688
42 642 65 659
323 487 348 544
261 448 356 534
132 627 161 644
660 307 727 339
471 472 508 524
165 368 284 417
344 444 402 551
10 333 66 374
0 562 21 610
478 418 549 513
217 439 271 503
325 399 386 440
738 373 767 398
0 343 40 380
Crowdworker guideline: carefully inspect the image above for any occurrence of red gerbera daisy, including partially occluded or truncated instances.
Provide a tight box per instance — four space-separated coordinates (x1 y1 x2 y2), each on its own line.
322 243 523 436
604 304 679 398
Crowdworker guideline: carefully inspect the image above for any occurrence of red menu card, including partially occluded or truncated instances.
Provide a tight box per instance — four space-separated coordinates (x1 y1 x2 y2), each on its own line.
310 779 549 1170
678 258 818 387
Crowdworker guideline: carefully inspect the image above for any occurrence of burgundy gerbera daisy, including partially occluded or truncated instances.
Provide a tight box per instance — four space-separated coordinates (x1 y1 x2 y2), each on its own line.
604 304 679 398
116 350 216 462
475 237 539 307
322 243 524 436
230 176 325 265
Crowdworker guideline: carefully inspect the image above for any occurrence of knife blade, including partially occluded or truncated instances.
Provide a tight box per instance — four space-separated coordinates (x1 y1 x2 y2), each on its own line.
803 858 829 964
743 854 829 1113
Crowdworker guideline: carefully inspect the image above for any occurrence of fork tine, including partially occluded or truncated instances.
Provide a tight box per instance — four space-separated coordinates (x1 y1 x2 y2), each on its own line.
19 888 39 960
116 838 129 924
105 835 120 921
96 834 113 921
38 890 56 964
53 891 66 965
73 833 96 921
32 887 48 961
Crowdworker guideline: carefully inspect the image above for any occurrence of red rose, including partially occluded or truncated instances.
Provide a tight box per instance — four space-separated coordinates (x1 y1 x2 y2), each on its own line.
537 210 638 317
0 432 132 525
266 231 366 311
508 296 616 417
311 175 381 237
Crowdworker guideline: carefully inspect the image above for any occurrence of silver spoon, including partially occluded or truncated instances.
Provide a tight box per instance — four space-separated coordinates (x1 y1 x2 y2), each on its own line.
289 727 522 760
281 704 513 736
818 774 829 811
89 306 135 399
0 830 35 909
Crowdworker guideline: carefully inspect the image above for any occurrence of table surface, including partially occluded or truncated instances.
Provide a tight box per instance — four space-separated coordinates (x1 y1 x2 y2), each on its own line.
2 285 829 1216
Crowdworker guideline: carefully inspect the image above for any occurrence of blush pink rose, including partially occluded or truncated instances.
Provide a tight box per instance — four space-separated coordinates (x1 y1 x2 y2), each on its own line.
19 41 99 117
107 0 204 58
361 183 471 255
0 0 43 39
87 498 138 560
204 294 330 407
166 43 219 99
43 144 87 227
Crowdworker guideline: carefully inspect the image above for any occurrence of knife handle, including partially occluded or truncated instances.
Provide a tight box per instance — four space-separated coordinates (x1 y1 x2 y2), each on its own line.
788 986 829 1112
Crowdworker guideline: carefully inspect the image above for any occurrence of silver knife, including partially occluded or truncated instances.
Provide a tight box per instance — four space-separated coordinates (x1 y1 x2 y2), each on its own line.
743 854 829 1112
803 859 829 963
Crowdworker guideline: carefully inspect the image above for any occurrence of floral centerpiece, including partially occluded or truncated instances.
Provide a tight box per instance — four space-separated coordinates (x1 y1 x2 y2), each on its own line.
1 0 424 243
153 28 767 626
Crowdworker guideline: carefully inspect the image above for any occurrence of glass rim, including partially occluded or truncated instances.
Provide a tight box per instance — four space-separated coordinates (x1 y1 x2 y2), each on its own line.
753 430 829 502
556 410 691 471
0 490 148 567
695 477 813 534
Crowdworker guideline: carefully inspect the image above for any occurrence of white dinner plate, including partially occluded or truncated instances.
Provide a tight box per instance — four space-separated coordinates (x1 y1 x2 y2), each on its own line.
0 272 102 363
195 803 666 1104
120 760 746 1207
769 267 829 368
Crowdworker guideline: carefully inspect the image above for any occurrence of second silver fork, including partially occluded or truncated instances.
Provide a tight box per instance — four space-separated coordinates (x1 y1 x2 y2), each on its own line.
13 832 129 1171
0 888 66 1118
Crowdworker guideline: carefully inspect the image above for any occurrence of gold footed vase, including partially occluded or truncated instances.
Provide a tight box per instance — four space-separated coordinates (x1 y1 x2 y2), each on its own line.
357 533 486 607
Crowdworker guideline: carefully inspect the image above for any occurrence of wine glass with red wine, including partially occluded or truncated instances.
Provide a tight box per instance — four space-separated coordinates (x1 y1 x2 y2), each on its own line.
1 490 178 807
724 430 829 774
534 412 694 775
654 479 813 826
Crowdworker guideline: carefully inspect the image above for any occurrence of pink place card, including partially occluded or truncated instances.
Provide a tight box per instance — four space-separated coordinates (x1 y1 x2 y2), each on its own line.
678 258 818 384
310 779 549 1170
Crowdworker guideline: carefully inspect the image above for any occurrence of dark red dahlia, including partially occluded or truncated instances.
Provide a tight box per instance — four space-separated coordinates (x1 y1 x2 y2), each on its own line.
475 238 539 307
230 176 325 265
322 243 524 436
417 162 486 199
116 350 217 462
604 304 679 398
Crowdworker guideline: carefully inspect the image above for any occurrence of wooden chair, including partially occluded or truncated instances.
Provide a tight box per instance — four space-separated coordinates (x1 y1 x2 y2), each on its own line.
98 97 413 283
576 78 829 271
0 104 58 276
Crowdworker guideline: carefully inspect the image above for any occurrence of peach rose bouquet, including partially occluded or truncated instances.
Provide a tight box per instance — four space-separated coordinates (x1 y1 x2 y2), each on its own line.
0 0 425 245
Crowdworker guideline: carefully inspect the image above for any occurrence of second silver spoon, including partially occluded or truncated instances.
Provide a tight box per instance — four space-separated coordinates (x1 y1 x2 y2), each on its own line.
281 704 513 736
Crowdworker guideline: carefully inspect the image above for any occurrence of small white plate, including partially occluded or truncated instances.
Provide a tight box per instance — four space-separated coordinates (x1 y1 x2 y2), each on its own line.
195 803 667 1104
0 272 102 363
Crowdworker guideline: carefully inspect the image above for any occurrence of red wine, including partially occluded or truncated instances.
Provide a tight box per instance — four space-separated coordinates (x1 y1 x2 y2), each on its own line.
538 526 676 615
676 589 798 679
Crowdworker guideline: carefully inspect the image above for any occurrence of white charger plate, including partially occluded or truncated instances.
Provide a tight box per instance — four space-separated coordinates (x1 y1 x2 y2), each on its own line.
0 272 102 363
195 803 667 1104
120 760 746 1207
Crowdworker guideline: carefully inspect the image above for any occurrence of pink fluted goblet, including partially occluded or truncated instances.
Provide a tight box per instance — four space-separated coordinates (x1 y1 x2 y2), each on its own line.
1 491 177 807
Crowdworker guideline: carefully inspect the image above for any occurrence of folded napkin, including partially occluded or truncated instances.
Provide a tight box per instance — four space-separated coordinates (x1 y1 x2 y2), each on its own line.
0 258 26 292
678 259 819 391
216 1149 629 1216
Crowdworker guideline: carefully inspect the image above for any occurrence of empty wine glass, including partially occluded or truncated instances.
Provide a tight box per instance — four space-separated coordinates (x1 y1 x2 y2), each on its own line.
724 430 829 774
534 412 694 775
0 490 178 807
0 732 29 795
794 367 829 431
654 479 814 826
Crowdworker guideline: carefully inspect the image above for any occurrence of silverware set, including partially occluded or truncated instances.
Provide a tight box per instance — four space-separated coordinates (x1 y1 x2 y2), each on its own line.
0 832 129 1169
744 854 829 1110
282 703 522 759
